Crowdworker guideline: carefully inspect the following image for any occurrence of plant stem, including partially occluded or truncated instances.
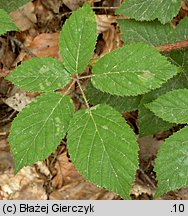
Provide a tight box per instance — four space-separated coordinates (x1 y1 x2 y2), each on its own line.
76 74 90 109
63 79 84 104
63 80 76 96
70 90 84 104
78 74 94 80
157 40 188 52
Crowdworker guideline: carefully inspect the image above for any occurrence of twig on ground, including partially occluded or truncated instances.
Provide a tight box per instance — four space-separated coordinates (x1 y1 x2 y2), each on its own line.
157 40 188 52
0 110 17 123
92 6 119 10
139 167 156 190
0 132 7 136
8 35 36 58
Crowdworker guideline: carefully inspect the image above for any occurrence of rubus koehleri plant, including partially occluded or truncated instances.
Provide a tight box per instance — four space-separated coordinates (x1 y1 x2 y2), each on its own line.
3 1 188 198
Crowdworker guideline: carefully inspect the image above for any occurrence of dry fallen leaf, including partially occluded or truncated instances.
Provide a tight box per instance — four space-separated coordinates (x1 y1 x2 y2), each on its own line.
0 69 11 78
138 136 163 162
10 2 37 31
63 0 86 11
3 86 33 111
3 92 32 112
96 15 116 33
0 166 47 200
25 32 60 60
51 152 82 189
50 181 118 200
40 0 63 13
0 151 13 171
182 1 188 11
95 24 122 57
131 182 154 197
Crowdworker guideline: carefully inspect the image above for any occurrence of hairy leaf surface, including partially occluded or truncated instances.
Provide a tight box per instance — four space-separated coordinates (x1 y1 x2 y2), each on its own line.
9 93 74 174
0 9 18 35
146 89 188 124
59 3 97 74
6 58 71 92
118 17 188 46
155 126 188 197
67 104 139 199
92 44 178 96
86 81 142 112
116 0 182 24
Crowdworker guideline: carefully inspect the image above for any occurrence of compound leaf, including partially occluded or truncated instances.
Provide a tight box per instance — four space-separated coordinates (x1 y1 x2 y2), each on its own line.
86 81 142 112
92 44 178 96
116 0 182 24
0 0 30 13
146 89 188 124
59 3 97 74
118 17 188 46
9 92 74 174
67 104 139 199
155 126 188 197
0 9 18 35
6 57 71 92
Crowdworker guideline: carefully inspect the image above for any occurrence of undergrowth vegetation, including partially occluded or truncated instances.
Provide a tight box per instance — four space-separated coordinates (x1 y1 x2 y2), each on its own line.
1 0 188 199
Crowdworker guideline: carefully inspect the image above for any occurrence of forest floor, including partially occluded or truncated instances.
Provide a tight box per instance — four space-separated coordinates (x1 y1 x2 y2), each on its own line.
0 0 188 200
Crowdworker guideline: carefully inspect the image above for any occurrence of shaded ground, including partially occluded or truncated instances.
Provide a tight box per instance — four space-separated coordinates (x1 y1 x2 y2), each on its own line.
0 0 188 200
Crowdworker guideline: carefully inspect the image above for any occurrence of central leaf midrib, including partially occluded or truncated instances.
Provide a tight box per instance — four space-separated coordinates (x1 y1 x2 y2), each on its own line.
75 12 85 73
89 110 125 192
93 112 137 167
94 70 157 76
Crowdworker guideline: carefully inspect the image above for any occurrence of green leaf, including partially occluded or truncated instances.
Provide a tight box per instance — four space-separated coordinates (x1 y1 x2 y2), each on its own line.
59 3 97 74
0 0 30 13
146 89 188 124
6 57 71 92
67 104 139 199
9 92 74 174
118 17 188 46
139 74 186 137
0 9 18 35
165 48 188 71
139 49 188 136
155 126 188 197
86 81 142 112
116 0 182 24
139 73 187 137
139 106 174 137
92 43 178 96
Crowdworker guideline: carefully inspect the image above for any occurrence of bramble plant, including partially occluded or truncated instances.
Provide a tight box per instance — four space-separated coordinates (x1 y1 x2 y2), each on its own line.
1 0 188 199
0 0 31 13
